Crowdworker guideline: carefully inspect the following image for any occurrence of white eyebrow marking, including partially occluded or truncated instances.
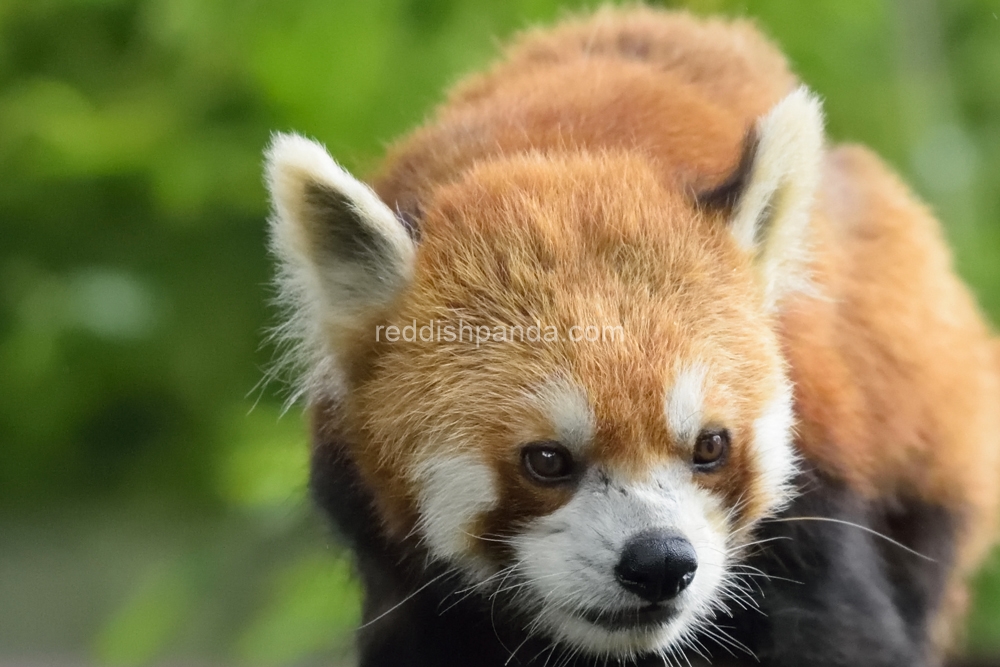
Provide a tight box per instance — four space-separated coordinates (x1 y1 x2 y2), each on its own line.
530 377 595 455
665 363 708 443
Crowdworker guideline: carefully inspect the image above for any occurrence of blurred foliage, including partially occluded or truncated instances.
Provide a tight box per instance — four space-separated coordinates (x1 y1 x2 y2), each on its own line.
234 555 359 666
1 0 999 664
95 562 197 667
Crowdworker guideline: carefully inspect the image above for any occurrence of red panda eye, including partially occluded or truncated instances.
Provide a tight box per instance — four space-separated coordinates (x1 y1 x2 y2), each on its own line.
521 442 574 483
693 429 730 469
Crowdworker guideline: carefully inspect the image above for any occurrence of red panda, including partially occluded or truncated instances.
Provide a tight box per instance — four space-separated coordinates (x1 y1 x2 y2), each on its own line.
264 7 1000 667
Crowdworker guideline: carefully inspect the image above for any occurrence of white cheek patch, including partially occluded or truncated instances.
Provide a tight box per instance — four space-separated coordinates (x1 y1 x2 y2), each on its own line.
749 380 799 513
510 465 730 656
665 363 708 444
412 454 498 565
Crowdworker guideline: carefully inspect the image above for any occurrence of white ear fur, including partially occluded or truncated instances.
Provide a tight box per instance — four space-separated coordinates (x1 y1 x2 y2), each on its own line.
265 133 415 384
731 87 825 310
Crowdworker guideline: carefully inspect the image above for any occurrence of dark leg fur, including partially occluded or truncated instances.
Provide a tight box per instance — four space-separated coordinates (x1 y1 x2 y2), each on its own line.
311 439 956 667
715 470 955 667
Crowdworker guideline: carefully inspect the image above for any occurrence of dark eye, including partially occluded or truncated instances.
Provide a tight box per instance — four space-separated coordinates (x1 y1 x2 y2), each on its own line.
693 429 730 470
521 441 574 483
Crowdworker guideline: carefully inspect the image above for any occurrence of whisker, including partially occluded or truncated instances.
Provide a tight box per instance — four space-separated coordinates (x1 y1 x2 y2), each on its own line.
357 568 456 630
700 623 755 659
724 571 764 597
730 535 793 550
728 565 804 586
491 570 574 600
698 627 738 659
538 642 559 667
439 560 528 614
765 516 936 562
685 632 713 662
489 562 525 657
504 629 535 666
463 531 513 545
720 575 758 606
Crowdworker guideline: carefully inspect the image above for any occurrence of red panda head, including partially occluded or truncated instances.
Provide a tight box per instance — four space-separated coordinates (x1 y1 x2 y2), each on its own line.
266 88 823 658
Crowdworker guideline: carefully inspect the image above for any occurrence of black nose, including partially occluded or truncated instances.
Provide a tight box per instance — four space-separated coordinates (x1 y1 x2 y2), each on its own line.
614 529 698 603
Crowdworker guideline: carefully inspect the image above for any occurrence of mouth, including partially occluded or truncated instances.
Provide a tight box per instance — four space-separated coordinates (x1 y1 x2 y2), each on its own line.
579 603 678 631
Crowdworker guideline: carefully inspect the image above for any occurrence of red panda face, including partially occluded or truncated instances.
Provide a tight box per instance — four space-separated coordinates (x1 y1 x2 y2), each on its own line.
265 88 822 658
346 154 796 655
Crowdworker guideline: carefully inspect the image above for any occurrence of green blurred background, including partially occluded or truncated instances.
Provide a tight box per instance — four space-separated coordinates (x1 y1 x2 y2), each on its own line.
2 0 1000 664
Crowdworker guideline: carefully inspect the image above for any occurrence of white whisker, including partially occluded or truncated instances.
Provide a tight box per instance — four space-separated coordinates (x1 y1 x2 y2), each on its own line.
357 568 456 630
764 516 936 562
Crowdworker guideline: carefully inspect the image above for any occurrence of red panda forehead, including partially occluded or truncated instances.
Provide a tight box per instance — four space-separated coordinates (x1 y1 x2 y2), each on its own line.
407 152 761 319
419 153 701 256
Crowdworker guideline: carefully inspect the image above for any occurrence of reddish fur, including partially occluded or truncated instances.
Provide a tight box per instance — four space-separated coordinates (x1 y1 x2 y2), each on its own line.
376 10 795 223
350 154 778 541
785 147 1000 549
312 6 1000 645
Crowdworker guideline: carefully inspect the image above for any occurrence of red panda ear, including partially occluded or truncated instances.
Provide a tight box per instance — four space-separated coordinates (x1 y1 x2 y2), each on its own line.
265 133 415 371
704 88 825 310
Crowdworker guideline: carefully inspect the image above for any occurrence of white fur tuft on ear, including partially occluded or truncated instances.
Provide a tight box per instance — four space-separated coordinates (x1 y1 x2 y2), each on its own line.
265 132 415 394
730 87 825 310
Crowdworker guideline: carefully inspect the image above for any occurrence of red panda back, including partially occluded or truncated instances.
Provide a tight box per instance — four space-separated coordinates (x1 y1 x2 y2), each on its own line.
781 145 1000 644
449 7 795 120
373 8 796 226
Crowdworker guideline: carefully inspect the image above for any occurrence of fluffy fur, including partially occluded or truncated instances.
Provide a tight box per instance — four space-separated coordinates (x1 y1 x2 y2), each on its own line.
265 7 1000 666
